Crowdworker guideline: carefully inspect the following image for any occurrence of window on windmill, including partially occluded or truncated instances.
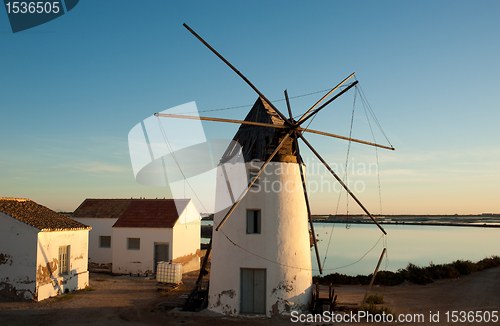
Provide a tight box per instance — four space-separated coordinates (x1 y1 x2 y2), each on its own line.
249 170 259 187
58 245 70 275
99 236 111 248
127 238 140 250
246 210 261 234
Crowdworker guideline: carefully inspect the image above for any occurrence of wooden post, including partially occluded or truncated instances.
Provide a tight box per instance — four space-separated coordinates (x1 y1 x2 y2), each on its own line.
362 247 387 304
328 284 335 312
294 133 322 274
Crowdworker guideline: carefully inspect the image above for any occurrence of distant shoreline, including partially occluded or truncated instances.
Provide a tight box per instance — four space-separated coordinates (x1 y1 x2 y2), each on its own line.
201 215 500 235
313 219 500 228
312 214 500 228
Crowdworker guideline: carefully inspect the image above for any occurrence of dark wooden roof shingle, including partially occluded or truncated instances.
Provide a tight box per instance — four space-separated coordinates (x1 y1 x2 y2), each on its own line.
220 97 297 163
0 198 90 231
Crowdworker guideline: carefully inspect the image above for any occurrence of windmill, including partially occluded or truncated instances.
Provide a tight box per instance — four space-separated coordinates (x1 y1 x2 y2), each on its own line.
157 24 394 316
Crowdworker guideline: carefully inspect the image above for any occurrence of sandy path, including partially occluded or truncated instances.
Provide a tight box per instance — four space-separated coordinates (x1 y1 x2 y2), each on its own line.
0 267 499 325
334 266 500 325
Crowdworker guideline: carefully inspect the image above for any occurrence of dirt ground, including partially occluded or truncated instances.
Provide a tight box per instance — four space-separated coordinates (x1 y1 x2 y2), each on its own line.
1 267 499 326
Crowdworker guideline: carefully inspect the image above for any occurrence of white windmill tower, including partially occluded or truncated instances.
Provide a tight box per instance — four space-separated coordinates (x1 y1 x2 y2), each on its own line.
156 24 394 317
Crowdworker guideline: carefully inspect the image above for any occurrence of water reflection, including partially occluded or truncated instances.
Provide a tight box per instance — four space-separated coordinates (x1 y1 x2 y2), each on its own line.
202 220 499 277
312 223 500 276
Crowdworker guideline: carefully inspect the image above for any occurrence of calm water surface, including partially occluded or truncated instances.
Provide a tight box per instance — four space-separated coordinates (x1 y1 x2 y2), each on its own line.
312 223 500 276
202 221 500 277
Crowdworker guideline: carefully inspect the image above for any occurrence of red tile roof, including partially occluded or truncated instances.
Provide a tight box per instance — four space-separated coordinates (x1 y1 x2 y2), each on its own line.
73 199 135 219
0 198 90 231
73 198 191 229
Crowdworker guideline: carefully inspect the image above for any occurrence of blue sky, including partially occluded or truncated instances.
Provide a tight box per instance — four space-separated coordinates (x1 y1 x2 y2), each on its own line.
1 1 499 214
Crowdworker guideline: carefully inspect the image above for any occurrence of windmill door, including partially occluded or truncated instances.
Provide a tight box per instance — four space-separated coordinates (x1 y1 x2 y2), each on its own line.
154 243 169 273
240 268 266 314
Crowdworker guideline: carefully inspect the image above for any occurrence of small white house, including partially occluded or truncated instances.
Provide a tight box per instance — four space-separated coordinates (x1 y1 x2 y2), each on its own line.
72 198 201 275
72 199 123 271
0 197 91 301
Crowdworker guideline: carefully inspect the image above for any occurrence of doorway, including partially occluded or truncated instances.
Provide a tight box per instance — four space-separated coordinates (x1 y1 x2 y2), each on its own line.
240 268 266 314
154 243 169 273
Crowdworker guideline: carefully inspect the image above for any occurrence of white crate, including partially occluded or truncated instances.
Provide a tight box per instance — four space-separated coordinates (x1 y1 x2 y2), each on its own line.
156 262 182 283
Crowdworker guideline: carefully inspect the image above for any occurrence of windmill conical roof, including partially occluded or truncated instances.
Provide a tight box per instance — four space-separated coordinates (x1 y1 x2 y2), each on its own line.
221 97 297 163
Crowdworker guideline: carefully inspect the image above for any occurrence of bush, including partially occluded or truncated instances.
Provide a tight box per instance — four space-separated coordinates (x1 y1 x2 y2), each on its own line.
477 256 500 270
401 263 433 285
360 302 395 318
374 270 405 286
314 255 500 287
366 293 384 304
451 260 477 275
428 262 460 280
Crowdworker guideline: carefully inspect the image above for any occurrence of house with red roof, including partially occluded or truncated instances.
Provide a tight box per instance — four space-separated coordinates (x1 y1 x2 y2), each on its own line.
0 197 91 301
72 198 201 275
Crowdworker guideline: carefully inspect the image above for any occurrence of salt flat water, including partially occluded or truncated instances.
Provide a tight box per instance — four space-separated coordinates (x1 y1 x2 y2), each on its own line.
311 223 500 276
201 220 500 277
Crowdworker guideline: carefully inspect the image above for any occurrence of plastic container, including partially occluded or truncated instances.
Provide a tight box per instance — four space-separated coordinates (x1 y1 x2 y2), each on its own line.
156 262 183 283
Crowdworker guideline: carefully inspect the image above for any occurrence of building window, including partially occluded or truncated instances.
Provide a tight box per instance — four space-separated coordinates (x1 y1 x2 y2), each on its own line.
58 246 69 275
248 170 259 187
127 238 140 250
99 236 111 248
246 210 261 234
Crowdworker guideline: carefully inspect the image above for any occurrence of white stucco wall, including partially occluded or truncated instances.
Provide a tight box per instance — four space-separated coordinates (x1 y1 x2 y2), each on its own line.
209 162 312 317
0 213 38 300
112 200 201 275
36 229 90 301
172 200 201 273
72 217 117 267
112 227 173 274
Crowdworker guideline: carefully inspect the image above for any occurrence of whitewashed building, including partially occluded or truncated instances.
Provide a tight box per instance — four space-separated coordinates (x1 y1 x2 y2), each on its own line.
73 198 201 275
72 199 122 271
208 98 312 317
0 197 91 301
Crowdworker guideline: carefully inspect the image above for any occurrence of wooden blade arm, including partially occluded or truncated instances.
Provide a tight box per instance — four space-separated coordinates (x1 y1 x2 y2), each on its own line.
294 132 323 274
155 113 394 151
298 81 359 126
284 90 293 121
155 113 287 130
215 132 292 231
297 72 356 124
183 23 292 126
298 134 387 235
297 127 395 151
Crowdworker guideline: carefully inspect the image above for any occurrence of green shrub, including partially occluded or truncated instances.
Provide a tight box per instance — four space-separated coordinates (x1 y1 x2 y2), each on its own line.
314 255 500 287
379 305 395 317
451 260 477 275
401 263 433 285
366 293 384 304
428 262 460 280
374 270 405 286
360 302 394 317
477 256 500 270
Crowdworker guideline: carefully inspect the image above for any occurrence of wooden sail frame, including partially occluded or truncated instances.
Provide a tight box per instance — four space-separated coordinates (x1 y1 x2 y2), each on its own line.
162 24 394 282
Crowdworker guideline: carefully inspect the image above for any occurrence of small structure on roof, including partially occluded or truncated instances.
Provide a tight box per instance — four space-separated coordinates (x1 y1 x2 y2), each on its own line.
0 197 91 301
72 198 201 275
